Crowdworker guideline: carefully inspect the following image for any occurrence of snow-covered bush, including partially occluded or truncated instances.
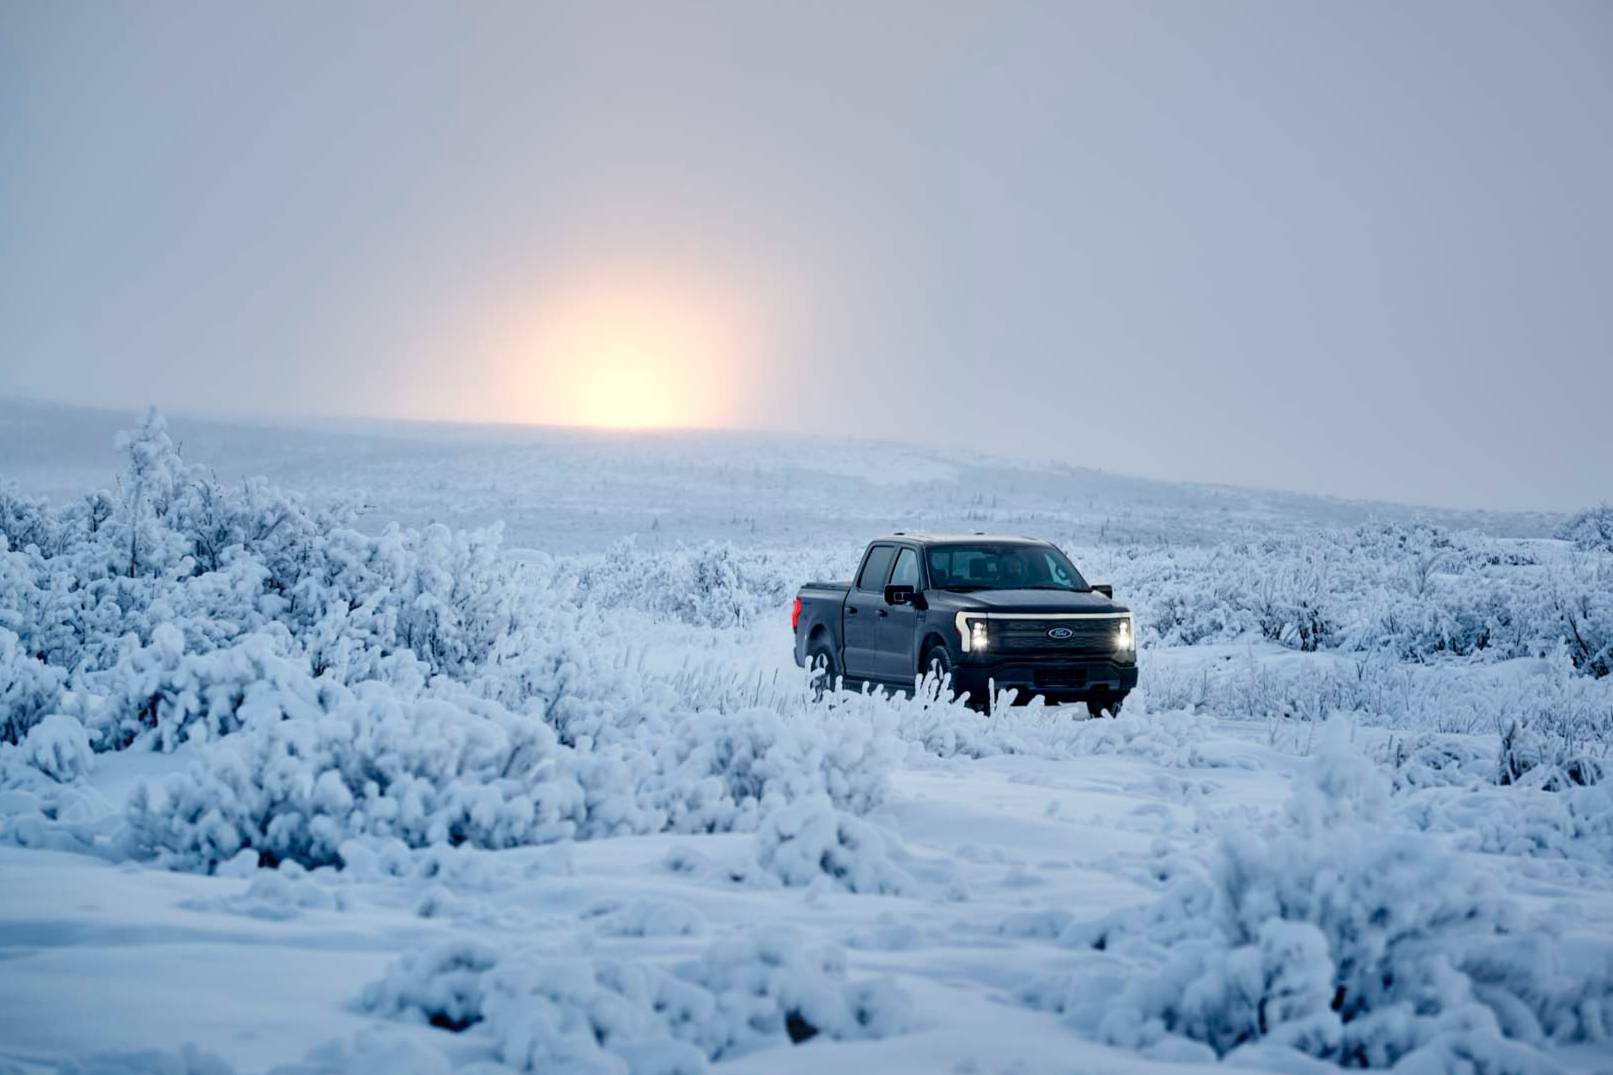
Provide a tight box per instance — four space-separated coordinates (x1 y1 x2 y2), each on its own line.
124 653 903 872
1401 781 1613 865
566 538 850 628
361 939 500 1032
0 409 522 745
897 691 1221 768
752 798 911 894
1558 505 1613 554
1498 716 1605 790
20 713 93 783
74 626 343 752
1368 733 1493 791
362 928 913 1071
1147 648 1613 741
1052 725 1611 1067
124 680 586 870
1070 522 1612 682
1248 560 1336 652
0 625 65 744
0 412 910 871
1545 556 1613 679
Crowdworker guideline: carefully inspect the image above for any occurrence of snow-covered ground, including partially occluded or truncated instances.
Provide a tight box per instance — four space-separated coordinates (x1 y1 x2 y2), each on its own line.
1 400 1609 1074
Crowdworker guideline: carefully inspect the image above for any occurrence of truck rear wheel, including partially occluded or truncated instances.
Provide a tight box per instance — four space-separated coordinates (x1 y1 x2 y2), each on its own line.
808 642 838 701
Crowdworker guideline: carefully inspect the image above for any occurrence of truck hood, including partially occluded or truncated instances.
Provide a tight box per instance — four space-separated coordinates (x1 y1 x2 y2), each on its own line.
927 589 1129 615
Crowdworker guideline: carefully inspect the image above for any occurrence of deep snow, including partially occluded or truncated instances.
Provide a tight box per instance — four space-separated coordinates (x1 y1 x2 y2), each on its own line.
0 400 1609 1075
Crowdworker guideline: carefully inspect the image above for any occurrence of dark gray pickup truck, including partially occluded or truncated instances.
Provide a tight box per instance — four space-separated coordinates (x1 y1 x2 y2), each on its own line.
792 533 1137 715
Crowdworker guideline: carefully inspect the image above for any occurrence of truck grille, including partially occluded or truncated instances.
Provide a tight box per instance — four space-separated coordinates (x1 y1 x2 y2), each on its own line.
993 617 1122 656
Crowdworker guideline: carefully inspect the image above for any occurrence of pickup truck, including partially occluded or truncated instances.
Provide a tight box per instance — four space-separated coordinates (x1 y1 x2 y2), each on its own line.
792 533 1137 715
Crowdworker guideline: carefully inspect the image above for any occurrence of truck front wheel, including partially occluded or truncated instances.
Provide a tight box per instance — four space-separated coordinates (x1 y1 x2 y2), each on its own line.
1086 694 1126 719
920 646 954 700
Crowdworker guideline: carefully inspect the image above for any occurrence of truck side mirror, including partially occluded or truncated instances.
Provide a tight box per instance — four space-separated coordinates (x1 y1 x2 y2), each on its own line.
884 584 916 606
1091 584 1114 598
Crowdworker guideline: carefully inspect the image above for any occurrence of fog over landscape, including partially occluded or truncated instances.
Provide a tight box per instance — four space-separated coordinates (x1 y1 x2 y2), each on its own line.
4 0 1611 509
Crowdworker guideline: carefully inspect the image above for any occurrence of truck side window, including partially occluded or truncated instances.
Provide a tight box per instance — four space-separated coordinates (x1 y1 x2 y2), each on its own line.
857 545 897 591
890 548 920 588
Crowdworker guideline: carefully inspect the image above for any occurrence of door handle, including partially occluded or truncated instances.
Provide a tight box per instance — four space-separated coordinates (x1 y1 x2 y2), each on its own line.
847 606 859 615
876 608 888 617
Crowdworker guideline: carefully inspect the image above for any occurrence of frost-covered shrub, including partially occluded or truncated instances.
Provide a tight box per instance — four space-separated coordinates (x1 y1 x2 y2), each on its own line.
1248 561 1336 653
20 714 93 783
1546 557 1613 679
0 748 120 855
0 625 65 744
1070 521 1612 680
903 695 1220 768
1558 505 1613 554
752 798 911 894
362 928 913 1071
362 939 500 1032
1147 648 1613 740
124 682 587 870
1401 781 1613 865
1054 725 1610 1067
6 412 910 871
73 626 347 752
1369 734 1492 791
0 484 64 557
0 408 523 741
567 538 850 628
519 656 903 826
1498 717 1605 790
124 658 903 872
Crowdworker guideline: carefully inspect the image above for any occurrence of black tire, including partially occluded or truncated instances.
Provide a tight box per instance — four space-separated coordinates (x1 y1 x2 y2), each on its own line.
920 645 955 702
808 642 838 701
1087 694 1125 719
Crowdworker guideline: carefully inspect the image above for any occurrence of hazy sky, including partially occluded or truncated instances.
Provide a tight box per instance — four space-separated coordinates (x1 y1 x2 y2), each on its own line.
3 1 1610 511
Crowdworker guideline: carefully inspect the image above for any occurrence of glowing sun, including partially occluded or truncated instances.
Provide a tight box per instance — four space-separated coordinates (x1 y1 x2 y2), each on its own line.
497 274 752 430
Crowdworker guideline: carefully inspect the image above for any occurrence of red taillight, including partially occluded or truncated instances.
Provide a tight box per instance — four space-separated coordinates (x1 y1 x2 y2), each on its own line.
790 597 802 631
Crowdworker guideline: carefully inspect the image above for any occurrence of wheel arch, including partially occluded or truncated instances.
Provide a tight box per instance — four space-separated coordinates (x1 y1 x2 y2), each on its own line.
917 632 950 671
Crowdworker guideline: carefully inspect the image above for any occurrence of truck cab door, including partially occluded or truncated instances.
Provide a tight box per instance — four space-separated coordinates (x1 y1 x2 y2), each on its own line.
843 544 895 680
876 547 923 682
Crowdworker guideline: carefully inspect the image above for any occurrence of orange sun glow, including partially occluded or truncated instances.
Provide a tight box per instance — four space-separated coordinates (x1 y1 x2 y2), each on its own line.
489 274 754 431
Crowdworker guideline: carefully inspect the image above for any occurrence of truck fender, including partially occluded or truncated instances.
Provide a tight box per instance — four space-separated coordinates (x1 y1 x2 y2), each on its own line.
916 631 949 672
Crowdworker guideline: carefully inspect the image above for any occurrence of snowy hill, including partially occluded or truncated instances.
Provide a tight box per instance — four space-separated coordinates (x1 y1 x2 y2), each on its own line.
0 397 1561 552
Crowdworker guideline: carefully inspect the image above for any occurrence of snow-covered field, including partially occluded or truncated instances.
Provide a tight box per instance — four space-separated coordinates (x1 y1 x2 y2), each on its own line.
1 399 1610 1075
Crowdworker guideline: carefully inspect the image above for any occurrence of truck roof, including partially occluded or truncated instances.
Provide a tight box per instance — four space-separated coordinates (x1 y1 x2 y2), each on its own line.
872 532 1052 547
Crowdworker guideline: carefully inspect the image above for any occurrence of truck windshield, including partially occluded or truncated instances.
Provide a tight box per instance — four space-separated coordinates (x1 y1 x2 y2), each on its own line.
925 544 1089 592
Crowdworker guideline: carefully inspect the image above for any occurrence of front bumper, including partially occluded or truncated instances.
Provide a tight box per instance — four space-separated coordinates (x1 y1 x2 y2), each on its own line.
952 657 1138 705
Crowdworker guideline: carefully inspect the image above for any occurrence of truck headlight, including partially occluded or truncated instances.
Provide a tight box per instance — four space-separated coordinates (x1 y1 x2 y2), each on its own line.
955 614 988 654
1117 616 1134 652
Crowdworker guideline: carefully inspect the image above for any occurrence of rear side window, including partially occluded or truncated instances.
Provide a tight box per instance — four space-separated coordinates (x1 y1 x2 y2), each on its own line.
890 548 921 588
857 545 897 591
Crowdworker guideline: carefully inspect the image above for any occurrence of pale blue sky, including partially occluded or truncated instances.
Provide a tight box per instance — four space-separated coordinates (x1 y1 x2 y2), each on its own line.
2 1 1609 510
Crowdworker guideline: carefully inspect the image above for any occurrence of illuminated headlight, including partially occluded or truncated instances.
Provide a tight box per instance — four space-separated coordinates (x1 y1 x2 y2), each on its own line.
956 614 989 653
1116 616 1134 652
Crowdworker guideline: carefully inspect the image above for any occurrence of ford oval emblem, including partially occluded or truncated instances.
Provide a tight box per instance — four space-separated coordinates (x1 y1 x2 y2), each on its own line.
1047 626 1074 640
